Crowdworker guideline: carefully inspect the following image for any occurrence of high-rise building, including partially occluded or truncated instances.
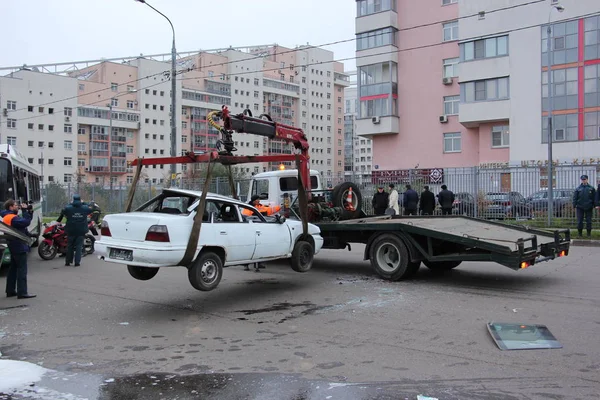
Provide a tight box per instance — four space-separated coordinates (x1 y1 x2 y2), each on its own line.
344 71 373 183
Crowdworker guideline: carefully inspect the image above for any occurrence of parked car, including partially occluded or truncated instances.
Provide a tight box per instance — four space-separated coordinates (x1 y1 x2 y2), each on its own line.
452 192 476 217
96 189 324 292
482 192 532 220
526 189 573 217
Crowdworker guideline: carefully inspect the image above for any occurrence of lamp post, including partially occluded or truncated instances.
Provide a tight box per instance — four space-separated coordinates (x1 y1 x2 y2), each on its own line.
135 0 177 187
546 3 565 227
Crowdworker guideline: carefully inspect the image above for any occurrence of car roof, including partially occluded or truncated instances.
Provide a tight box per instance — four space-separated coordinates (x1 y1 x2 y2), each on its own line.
161 188 247 207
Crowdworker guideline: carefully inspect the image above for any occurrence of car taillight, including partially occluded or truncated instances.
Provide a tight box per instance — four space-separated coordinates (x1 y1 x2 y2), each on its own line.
503 201 511 206
100 221 111 237
145 225 170 242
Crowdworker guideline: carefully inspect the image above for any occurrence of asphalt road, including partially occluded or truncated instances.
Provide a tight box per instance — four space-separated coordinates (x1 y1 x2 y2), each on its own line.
1 245 599 399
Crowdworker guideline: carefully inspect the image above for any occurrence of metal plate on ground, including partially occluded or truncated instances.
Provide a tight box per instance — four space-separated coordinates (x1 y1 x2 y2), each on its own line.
487 322 562 350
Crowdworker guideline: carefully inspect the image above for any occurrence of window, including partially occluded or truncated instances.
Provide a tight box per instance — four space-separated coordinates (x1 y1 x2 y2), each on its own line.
38 124 44 130
77 143 86 152
542 67 578 111
64 107 73 117
6 100 16 110
583 64 600 108
28 141 34 147
182 121 187 129
49 125 54 131
48 142 54 148
443 132 462 153
49 108 54 114
584 15 600 61
358 61 398 118
7 137 16 146
356 0 396 17
462 36 508 61
64 174 72 183
64 124 73 134
39 107 44 113
443 95 459 115
160 120 165 126
127 100 135 109
28 106 33 112
38 141 44 148
442 0 457 4
111 83 118 91
356 27 398 51
443 58 459 78
462 77 509 102
543 20 579 64
7 119 16 129
542 113 578 143
28 123 34 130
492 125 510 147
64 157 72 166
111 98 118 107
64 140 73 150
48 159 54 165
160 91 165 96
443 21 458 42
584 111 600 140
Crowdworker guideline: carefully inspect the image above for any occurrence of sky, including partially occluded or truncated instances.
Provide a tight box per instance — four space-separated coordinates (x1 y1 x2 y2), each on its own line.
1 0 357 72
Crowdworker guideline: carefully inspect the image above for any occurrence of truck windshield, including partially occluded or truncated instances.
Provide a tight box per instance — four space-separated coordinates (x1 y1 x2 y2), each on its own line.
0 159 13 202
279 176 318 191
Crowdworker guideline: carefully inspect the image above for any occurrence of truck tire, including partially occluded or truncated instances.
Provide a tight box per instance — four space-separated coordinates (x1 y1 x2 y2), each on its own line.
290 240 314 273
423 260 462 271
127 265 159 281
188 251 223 291
331 182 362 219
369 234 411 281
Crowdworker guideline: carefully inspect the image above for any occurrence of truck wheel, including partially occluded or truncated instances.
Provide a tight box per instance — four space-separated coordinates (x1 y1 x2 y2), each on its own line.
369 234 411 281
188 252 223 291
423 260 462 271
127 265 159 281
290 240 314 273
331 182 362 219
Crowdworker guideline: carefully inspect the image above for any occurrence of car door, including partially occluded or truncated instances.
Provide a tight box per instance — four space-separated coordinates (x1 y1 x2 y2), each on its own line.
239 205 291 260
213 202 256 263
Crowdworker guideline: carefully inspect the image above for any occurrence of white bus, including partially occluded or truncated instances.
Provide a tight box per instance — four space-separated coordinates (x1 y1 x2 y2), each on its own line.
0 144 42 246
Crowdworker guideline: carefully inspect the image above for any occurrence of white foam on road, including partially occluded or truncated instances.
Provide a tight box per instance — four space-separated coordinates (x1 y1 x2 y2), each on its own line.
0 359 48 392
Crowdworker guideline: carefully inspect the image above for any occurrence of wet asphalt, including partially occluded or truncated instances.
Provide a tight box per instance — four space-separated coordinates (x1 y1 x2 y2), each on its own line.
1 244 599 399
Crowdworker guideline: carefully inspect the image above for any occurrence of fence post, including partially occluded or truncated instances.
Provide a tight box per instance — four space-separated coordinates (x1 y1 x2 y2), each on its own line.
474 166 480 218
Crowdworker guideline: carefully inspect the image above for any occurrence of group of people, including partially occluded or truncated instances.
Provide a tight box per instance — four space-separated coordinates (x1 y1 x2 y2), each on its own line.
3 194 95 300
372 184 456 216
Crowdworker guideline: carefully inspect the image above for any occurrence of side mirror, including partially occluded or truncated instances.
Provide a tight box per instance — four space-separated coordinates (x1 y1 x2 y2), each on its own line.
275 214 286 224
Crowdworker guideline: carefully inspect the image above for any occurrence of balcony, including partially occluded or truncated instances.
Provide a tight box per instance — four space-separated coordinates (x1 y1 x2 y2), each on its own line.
334 73 351 87
356 10 398 34
355 45 398 68
356 115 399 137
459 100 510 128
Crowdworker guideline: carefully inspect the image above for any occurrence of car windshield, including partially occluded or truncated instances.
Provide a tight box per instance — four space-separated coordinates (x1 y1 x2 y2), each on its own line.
485 193 509 201
136 193 198 215
531 191 547 199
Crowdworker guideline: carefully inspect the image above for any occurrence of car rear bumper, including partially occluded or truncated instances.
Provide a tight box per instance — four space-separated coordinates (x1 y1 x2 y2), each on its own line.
96 240 189 267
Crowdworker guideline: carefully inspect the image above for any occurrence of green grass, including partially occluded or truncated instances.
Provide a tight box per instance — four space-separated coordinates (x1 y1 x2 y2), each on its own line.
503 219 600 240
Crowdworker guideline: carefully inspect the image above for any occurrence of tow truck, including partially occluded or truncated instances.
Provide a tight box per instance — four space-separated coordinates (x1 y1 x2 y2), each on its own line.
122 106 571 284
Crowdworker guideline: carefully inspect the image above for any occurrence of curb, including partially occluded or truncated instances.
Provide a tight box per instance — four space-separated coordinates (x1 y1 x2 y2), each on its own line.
571 240 600 247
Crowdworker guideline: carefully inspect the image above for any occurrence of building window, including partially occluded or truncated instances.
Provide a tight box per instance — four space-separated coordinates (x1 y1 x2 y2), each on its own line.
64 124 73 134
443 133 462 153
584 16 600 61
38 141 44 148
28 123 34 130
356 0 396 17
7 119 16 129
583 64 599 108
28 141 34 147
462 77 509 102
358 62 398 118
443 95 459 115
356 27 398 51
443 21 458 42
584 111 600 140
127 100 135 109
542 20 579 64
49 125 54 131
64 140 73 150
6 100 16 110
462 35 508 61
64 107 73 117
7 137 16 146
111 83 118 92
78 143 86 152
542 67 578 111
443 58 459 78
442 0 457 4
111 98 118 107
492 125 510 148
542 114 578 143
38 124 44 130
64 157 72 166
28 106 33 112
78 159 85 167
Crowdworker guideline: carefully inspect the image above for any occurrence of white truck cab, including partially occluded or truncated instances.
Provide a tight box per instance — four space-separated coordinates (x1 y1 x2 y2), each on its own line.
248 169 322 208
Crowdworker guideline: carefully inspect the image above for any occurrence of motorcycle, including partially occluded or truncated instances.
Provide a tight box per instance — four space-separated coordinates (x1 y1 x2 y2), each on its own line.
37 221 96 261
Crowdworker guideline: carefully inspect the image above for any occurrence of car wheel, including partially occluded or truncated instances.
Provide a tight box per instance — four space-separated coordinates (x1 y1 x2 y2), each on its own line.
127 265 159 281
369 234 411 281
188 252 223 291
423 260 462 271
290 240 314 273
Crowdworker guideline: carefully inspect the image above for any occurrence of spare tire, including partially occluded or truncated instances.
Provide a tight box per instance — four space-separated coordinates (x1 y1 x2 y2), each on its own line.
331 182 362 219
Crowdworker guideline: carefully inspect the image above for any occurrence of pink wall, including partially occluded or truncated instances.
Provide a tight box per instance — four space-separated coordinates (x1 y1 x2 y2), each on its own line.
373 1 481 170
477 123 510 163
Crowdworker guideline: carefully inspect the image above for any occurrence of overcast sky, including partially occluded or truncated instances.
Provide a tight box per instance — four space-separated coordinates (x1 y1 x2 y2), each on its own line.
1 0 357 72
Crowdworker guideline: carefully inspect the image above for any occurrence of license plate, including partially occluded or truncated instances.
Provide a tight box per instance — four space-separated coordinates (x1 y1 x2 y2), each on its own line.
109 248 133 261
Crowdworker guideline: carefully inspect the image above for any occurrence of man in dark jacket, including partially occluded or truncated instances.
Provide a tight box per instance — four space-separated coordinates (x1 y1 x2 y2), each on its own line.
57 194 92 267
372 186 389 216
438 185 455 215
419 185 436 215
402 185 419 216
573 175 596 237
1 199 35 299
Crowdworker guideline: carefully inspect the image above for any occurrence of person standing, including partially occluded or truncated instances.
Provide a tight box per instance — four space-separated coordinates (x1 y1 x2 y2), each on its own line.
388 184 400 215
1 200 36 299
573 175 596 237
372 186 389 216
57 194 92 267
402 184 419 216
419 185 436 215
438 185 455 216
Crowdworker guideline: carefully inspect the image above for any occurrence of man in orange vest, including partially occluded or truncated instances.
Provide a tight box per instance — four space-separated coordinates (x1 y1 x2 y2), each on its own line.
1 199 35 299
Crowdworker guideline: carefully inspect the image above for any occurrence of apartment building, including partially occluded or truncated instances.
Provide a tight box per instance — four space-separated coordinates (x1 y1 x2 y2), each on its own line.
344 71 373 183
0 44 348 186
354 0 600 179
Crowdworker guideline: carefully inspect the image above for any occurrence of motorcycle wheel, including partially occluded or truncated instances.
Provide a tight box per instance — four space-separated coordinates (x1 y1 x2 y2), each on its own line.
38 241 58 260
84 235 95 255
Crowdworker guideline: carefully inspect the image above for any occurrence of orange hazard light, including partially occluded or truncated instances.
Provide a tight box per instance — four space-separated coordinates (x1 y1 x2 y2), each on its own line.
520 262 530 269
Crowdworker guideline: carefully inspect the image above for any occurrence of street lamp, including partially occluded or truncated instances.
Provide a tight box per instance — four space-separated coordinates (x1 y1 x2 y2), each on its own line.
546 3 565 226
135 0 177 187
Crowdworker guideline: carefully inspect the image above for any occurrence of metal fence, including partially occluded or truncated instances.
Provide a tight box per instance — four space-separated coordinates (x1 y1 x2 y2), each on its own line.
42 164 600 229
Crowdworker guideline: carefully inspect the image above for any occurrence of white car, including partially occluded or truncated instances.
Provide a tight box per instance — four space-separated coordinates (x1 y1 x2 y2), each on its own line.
96 189 324 291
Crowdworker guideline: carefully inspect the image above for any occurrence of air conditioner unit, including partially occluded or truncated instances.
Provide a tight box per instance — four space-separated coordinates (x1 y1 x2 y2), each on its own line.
65 116 70 122
2 109 7 116
84 167 90 172
442 77 453 85
371 116 381 124
439 115 449 123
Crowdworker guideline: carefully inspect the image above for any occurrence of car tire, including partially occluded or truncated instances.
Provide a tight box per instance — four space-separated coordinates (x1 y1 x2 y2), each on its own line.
188 252 223 291
127 265 159 281
369 234 411 281
290 240 314 273
423 260 462 271
331 182 362 220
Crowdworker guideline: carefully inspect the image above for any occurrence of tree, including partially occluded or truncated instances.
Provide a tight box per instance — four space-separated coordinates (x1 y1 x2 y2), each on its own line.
44 182 69 215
